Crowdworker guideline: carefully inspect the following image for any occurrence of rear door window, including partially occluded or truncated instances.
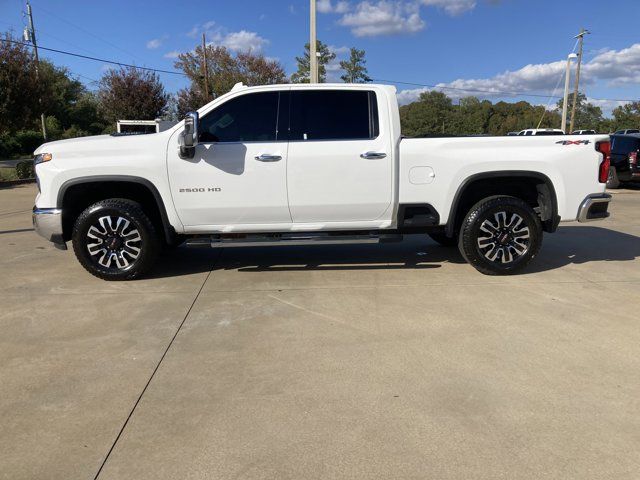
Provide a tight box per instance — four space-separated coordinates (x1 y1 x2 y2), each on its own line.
288 90 378 141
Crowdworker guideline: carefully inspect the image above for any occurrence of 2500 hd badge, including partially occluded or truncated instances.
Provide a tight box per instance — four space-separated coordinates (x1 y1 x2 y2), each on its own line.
179 187 222 193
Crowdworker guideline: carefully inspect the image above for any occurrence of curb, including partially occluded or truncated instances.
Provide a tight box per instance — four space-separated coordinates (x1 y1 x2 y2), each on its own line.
0 178 36 188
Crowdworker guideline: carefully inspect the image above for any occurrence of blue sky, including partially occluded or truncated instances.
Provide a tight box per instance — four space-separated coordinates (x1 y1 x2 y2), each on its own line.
1 0 638 114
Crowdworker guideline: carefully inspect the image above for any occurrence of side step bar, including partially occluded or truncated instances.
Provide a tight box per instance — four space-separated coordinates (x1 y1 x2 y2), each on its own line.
186 232 403 248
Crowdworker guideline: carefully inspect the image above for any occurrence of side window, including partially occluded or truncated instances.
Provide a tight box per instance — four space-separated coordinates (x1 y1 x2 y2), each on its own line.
525 131 533 136
289 90 378 141
199 91 279 143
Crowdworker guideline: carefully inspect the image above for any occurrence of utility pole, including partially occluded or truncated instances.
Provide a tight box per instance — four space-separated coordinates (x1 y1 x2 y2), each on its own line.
561 53 577 133
24 1 47 140
201 33 210 102
309 0 318 83
569 28 590 133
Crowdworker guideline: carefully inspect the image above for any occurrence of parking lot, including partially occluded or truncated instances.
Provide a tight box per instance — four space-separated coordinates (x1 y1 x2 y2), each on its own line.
1 183 639 480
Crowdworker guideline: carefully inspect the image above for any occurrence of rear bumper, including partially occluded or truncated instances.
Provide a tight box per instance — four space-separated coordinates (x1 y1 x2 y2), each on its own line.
32 207 67 249
577 194 611 222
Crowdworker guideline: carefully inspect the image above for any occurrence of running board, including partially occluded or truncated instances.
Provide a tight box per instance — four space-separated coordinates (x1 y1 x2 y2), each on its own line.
185 232 403 248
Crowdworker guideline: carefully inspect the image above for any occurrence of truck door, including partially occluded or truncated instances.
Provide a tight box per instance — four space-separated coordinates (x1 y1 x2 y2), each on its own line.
285 89 392 223
167 90 291 227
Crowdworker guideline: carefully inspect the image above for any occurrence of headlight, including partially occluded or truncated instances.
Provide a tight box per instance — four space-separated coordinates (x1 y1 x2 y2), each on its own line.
34 153 52 165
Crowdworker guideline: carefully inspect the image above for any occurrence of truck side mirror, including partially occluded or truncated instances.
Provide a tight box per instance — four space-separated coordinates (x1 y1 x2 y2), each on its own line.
179 111 199 159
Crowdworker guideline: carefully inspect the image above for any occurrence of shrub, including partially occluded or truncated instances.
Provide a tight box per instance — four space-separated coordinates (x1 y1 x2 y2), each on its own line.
62 125 89 139
15 160 34 179
0 133 21 158
15 130 44 155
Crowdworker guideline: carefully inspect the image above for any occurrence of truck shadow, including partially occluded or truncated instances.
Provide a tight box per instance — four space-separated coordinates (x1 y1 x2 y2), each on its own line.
150 226 640 278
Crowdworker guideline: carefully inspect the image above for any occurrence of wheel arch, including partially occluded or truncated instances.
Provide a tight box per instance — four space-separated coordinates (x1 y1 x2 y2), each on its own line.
57 175 176 244
445 171 559 237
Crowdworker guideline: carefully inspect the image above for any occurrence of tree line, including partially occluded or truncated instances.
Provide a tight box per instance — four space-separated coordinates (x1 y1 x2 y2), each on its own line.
1 30 639 158
401 90 639 137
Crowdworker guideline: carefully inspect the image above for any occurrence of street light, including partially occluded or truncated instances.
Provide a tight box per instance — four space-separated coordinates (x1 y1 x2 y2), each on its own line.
561 53 578 133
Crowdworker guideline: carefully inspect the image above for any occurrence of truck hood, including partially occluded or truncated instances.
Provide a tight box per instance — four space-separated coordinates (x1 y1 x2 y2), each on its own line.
34 132 171 160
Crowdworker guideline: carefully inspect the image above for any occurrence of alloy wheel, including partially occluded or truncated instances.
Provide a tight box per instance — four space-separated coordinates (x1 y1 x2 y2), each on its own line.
477 211 530 264
86 215 142 270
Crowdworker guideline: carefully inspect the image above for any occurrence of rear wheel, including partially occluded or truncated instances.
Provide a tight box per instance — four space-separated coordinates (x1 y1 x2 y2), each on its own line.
459 196 542 275
72 198 160 280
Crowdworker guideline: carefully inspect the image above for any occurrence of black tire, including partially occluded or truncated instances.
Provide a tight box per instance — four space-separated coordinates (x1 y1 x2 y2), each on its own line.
607 167 621 189
428 231 458 247
72 198 160 280
458 196 542 275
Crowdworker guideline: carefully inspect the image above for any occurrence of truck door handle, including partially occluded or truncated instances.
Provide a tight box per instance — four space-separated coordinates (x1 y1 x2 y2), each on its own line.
255 154 282 162
360 151 387 160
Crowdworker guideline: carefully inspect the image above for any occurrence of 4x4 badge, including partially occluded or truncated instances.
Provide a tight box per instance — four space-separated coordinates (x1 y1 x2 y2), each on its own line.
556 140 591 145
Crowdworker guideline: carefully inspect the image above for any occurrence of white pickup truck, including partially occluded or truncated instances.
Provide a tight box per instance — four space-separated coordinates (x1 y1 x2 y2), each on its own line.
33 83 612 280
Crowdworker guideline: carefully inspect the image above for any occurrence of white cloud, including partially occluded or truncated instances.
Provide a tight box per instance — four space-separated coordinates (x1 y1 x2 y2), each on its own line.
146 38 162 49
318 0 350 13
587 98 631 116
185 21 269 53
583 43 640 86
396 43 640 111
163 50 181 59
146 35 169 50
325 45 351 82
329 45 350 55
420 0 476 15
221 30 269 53
339 1 425 37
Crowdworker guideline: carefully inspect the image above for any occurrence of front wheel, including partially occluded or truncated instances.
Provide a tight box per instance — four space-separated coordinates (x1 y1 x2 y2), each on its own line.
72 198 160 280
459 196 542 275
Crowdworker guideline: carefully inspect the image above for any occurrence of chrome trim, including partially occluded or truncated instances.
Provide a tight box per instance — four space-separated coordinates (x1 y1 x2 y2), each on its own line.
186 233 388 249
32 207 63 242
254 154 282 162
360 151 387 159
577 194 612 222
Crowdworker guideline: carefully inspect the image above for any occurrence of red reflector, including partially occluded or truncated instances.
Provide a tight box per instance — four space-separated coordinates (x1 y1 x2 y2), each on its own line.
596 141 611 183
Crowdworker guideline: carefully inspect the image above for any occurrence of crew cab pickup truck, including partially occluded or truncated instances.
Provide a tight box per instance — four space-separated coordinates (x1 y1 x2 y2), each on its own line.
32 83 612 280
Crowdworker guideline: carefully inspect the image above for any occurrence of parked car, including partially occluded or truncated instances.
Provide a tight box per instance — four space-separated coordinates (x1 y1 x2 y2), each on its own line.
572 129 597 135
32 83 612 280
607 133 640 188
614 129 640 135
517 129 565 136
506 131 519 136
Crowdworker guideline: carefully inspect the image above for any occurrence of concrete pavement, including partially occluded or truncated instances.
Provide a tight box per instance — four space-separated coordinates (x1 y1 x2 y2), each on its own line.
1 184 639 479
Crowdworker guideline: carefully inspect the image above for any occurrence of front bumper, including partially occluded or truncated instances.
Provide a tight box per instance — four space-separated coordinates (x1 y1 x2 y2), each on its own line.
577 193 612 222
32 207 67 249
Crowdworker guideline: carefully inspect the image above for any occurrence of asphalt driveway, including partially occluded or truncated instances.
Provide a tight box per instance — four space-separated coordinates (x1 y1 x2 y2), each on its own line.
1 184 639 480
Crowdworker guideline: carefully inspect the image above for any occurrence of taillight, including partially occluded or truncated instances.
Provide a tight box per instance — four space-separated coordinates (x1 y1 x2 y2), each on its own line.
629 151 638 167
596 141 610 183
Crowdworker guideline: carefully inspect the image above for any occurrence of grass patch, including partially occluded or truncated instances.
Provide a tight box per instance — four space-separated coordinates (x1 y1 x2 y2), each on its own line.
0 168 19 182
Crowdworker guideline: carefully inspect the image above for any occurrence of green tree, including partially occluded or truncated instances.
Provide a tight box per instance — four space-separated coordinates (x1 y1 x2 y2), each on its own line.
174 46 286 116
0 32 40 133
556 92 605 132
611 101 640 132
291 40 336 83
399 91 564 137
98 67 169 125
339 47 371 83
400 91 454 137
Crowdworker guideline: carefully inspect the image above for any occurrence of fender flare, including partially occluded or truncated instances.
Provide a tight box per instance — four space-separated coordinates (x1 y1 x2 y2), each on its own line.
445 170 560 236
57 175 176 243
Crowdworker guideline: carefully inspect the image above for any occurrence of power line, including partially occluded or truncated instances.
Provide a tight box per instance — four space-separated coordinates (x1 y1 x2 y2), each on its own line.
0 38 187 76
1 36 635 104
36 4 146 64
